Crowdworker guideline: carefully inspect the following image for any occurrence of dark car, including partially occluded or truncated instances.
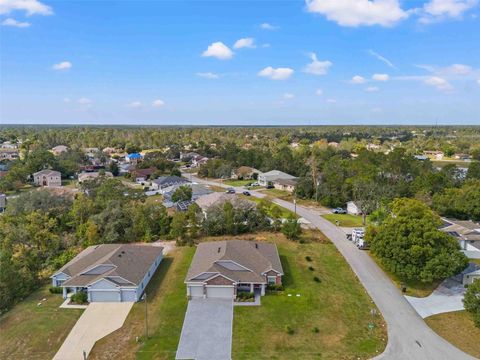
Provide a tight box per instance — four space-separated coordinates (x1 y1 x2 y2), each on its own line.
332 207 346 214
242 191 251 196
226 188 235 194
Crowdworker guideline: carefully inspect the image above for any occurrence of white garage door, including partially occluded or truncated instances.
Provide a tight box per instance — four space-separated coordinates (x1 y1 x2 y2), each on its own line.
121 290 137 302
189 285 204 298
205 286 234 299
89 290 120 302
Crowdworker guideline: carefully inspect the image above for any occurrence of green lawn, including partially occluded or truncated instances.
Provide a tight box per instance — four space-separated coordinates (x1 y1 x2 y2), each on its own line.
322 213 365 227
241 195 298 218
233 233 387 360
89 246 195 360
223 179 254 187
426 311 480 359
261 188 292 199
0 285 84 360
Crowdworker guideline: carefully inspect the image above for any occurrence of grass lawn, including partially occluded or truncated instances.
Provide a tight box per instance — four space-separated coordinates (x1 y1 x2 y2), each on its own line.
260 188 292 199
233 233 387 360
223 179 254 187
425 311 480 359
471 258 480 266
89 246 195 360
322 213 365 228
369 252 440 298
432 159 471 168
144 194 164 205
0 285 84 360
241 195 297 219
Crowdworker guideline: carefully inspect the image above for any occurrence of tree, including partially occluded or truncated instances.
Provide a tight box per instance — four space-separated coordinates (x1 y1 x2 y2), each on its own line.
367 198 468 283
463 279 480 328
171 185 192 203
108 161 119 176
170 212 188 245
467 161 480 180
432 180 480 221
170 168 181 177
281 215 302 240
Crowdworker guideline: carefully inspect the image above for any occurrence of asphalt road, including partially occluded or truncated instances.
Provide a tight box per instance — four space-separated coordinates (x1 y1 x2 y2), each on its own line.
189 174 476 360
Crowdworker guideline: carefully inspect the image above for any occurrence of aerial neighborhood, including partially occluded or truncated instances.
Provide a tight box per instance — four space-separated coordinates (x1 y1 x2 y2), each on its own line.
1 126 480 360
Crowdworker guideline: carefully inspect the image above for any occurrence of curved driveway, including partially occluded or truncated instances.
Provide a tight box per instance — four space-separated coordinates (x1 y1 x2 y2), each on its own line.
188 174 476 360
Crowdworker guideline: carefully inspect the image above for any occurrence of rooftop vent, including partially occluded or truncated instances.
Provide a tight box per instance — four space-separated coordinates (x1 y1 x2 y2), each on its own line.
121 250 125 254
255 243 258 249
118 254 122 257
217 247 221 253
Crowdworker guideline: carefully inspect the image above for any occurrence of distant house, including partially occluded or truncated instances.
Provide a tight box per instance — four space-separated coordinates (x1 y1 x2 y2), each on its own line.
460 263 480 285
33 170 62 187
233 166 262 180
130 167 156 183
0 149 19 161
192 155 209 168
424 151 444 160
51 244 163 302
454 153 471 161
0 193 6 212
52 145 69 156
440 218 480 251
1 141 18 149
175 200 195 212
258 170 296 187
163 183 213 206
78 171 113 183
347 201 362 216
125 153 143 164
414 155 429 161
194 192 255 217
185 240 283 299
151 175 190 192
273 178 297 193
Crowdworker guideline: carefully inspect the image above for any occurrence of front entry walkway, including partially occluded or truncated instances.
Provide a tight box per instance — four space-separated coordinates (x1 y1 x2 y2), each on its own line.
176 298 233 360
405 278 466 318
53 302 133 360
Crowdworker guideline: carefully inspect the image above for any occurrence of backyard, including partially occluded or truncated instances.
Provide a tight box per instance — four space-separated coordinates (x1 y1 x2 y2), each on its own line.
425 311 480 359
0 285 84 359
232 233 387 360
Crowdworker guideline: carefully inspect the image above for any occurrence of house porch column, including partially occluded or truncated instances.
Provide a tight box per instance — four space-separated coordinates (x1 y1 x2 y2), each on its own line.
261 284 265 296
62 287 67 299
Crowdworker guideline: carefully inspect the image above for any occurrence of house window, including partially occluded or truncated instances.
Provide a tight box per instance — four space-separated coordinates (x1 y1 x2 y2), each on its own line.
267 276 276 285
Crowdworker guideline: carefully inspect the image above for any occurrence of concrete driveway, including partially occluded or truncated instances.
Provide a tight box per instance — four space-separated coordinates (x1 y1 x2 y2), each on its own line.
53 302 133 360
176 298 233 360
405 278 466 318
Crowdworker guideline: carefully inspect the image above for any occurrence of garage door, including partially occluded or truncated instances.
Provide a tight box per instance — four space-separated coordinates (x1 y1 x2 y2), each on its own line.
89 290 120 302
121 290 137 302
189 285 204 298
205 286 234 299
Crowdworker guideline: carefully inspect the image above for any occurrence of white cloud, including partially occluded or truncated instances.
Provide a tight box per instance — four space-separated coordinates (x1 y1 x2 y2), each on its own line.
63 97 71 103
233 37 255 49
424 76 453 91
477 78 480 85
304 53 332 75
1 17 30 27
416 63 474 77
365 86 379 92
260 22 278 30
372 73 389 81
372 107 382 112
201 42 233 60
283 93 295 99
326 98 337 103
445 63 472 75
261 43 271 48
0 0 52 15
368 50 397 69
128 101 142 108
419 0 478 23
258 66 294 80
152 99 165 107
52 61 72 70
196 72 220 79
306 0 409 27
77 98 92 105
350 75 366 84
315 89 323 96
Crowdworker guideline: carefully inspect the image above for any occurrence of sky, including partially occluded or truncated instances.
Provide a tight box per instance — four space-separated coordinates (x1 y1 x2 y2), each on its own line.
1 0 480 125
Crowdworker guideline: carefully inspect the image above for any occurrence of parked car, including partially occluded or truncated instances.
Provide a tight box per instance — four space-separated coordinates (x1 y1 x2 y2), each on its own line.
332 207 346 214
250 182 259 187
226 188 235 194
242 191 251 196
266 185 274 189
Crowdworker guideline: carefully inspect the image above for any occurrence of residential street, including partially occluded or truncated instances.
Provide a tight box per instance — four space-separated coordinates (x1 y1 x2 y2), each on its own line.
189 174 476 360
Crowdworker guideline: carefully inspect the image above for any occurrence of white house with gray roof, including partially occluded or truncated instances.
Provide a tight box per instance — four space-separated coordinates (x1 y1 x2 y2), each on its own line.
258 170 296 187
51 244 163 302
185 240 283 299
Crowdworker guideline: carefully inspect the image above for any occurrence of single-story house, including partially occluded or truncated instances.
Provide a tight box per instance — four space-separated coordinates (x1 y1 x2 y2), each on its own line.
194 192 255 217
33 170 62 187
347 201 362 216
78 171 113 183
424 151 444 160
191 155 209 168
232 166 262 180
51 244 163 302
52 145 69 156
163 183 213 206
440 218 480 251
460 263 480 285
125 152 143 164
273 178 298 193
414 155 429 161
0 193 6 212
185 240 283 299
130 167 156 183
0 149 19 161
151 175 190 192
258 170 296 187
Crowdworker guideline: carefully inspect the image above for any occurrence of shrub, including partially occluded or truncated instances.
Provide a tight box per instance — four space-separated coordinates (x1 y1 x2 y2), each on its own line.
308 266 314 271
49 286 63 294
70 291 88 304
312 327 320 333
285 325 295 335
267 284 284 292
313 276 321 283
236 292 254 301
305 256 312 262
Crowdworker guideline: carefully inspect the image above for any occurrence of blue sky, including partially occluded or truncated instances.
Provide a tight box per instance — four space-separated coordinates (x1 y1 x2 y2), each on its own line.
1 0 480 125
